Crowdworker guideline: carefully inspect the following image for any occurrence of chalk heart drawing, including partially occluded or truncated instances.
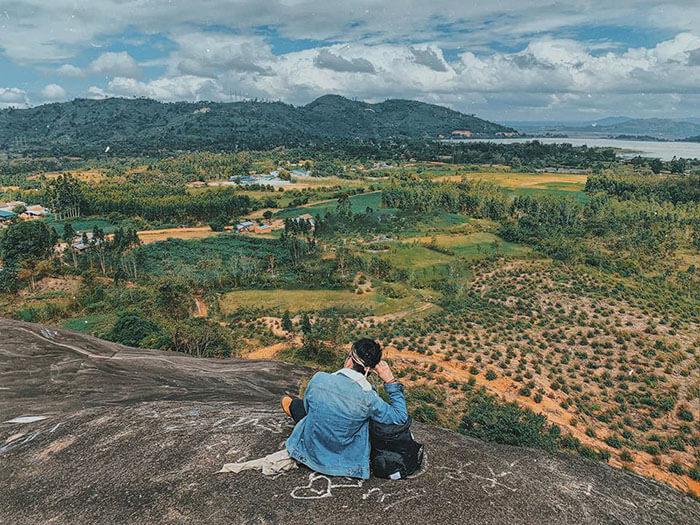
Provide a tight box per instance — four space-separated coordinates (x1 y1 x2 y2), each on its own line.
291 473 364 500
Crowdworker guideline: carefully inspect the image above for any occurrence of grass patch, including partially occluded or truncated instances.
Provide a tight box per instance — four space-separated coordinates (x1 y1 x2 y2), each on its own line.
219 288 425 316
45 217 119 234
276 191 391 219
387 232 529 269
63 313 116 336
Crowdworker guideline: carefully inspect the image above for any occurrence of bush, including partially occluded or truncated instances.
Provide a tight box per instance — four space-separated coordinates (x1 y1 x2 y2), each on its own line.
485 370 497 381
107 313 162 348
668 462 686 475
459 394 560 451
619 450 633 462
605 435 622 449
169 318 236 357
412 405 438 423
689 467 700 481
677 408 694 422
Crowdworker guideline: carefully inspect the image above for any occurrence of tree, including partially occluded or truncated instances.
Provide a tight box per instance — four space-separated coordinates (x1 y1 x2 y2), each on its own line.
156 279 192 320
62 223 76 243
45 174 83 219
62 223 78 267
300 313 312 334
107 313 162 348
0 264 20 294
209 214 229 232
649 158 663 174
169 319 235 357
281 311 293 332
0 221 57 265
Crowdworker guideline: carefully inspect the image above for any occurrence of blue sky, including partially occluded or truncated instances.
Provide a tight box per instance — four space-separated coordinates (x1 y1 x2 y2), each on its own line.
1 1 700 120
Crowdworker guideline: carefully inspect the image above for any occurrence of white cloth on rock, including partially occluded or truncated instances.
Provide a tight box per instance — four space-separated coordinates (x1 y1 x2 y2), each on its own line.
219 449 297 476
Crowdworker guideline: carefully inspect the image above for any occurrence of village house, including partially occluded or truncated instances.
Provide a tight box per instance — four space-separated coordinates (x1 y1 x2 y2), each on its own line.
21 205 50 218
70 231 102 252
0 210 16 223
230 175 257 185
235 220 255 232
0 200 26 213
450 130 473 138
0 201 50 220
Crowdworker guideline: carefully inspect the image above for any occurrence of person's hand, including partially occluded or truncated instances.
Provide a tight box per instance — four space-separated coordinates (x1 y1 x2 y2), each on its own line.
374 361 396 384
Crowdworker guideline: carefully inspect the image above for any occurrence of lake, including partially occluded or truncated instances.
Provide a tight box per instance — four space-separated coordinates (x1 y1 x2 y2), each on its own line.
452 138 700 161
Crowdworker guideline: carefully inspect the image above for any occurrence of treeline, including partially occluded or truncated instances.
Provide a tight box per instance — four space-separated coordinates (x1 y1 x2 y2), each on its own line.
585 171 700 203
383 175 700 279
0 157 87 189
80 184 254 223
382 176 509 219
42 175 255 223
501 194 700 278
288 139 620 170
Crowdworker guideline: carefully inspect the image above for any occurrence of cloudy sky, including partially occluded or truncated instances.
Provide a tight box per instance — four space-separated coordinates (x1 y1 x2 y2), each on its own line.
1 1 700 121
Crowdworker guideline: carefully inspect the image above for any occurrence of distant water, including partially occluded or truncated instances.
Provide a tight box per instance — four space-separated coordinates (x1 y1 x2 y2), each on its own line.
451 138 700 161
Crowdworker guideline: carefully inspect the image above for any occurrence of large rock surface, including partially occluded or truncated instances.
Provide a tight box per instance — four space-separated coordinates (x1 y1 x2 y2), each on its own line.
1 319 698 525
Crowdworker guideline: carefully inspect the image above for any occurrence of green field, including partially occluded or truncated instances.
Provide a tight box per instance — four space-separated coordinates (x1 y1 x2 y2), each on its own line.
383 232 529 269
62 313 116 336
276 191 391 219
46 217 120 234
219 288 429 316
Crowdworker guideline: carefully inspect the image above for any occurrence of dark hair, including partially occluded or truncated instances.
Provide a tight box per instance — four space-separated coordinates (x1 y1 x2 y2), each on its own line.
351 338 382 372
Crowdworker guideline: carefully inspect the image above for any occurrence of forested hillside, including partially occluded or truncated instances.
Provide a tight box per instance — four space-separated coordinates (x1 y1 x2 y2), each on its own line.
0 95 513 155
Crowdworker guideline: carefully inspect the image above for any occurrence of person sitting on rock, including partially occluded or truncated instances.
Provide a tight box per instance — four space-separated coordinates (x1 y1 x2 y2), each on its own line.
281 338 407 479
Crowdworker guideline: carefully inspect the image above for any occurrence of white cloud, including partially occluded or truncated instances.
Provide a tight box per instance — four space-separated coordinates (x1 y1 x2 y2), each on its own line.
56 64 84 77
87 32 700 120
168 32 276 77
1 1 699 63
89 52 141 78
3 2 700 118
41 84 68 101
0 87 29 108
105 75 224 102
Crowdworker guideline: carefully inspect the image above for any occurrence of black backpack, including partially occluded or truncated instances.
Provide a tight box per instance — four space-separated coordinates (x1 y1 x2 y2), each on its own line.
369 417 424 480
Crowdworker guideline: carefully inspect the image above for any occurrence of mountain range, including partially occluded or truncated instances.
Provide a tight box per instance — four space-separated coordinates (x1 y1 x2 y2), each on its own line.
505 117 700 140
0 95 513 155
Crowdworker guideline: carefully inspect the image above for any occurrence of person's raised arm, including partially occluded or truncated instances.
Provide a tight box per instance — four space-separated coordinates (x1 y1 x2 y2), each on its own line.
369 361 408 425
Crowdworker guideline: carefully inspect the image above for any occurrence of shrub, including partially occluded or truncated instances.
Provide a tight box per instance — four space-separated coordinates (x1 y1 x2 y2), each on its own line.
412 405 438 423
619 450 633 462
678 407 694 422
668 462 685 475
485 370 497 381
605 435 623 449
107 312 161 348
459 394 560 451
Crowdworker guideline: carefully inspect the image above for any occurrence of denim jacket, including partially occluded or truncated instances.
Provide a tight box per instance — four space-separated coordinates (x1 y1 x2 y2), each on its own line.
285 368 408 479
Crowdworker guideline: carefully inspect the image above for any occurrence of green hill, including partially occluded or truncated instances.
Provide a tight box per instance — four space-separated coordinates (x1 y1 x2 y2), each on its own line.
0 95 514 155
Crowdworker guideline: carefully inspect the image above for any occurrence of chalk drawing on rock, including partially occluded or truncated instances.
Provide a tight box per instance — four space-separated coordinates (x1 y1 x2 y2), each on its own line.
291 472 364 500
217 415 291 435
362 486 428 511
438 459 519 495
